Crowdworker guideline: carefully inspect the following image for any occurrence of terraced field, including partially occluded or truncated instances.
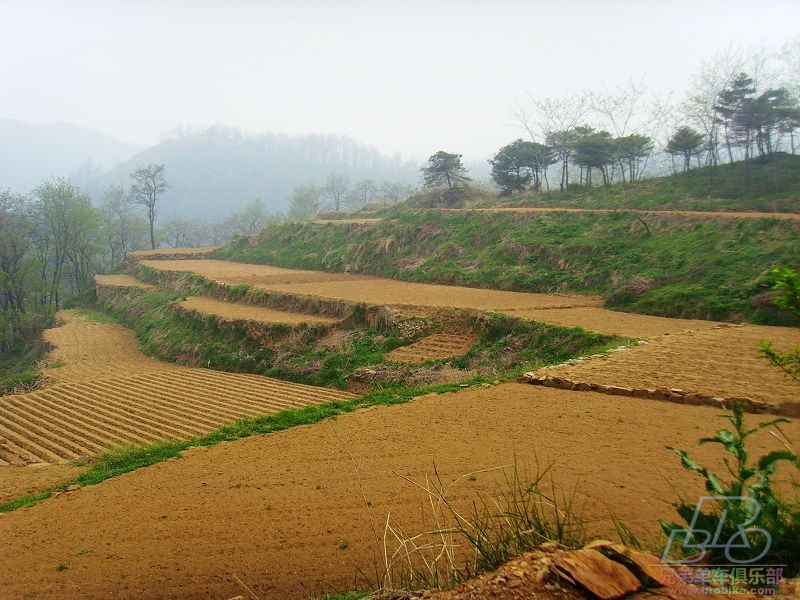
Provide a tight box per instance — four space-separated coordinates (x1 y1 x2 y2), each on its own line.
139 258 722 339
0 311 354 466
140 257 611 311
127 246 220 258
535 323 800 412
2 250 799 598
179 295 339 325
385 333 476 363
136 257 799 414
94 274 154 289
41 310 178 384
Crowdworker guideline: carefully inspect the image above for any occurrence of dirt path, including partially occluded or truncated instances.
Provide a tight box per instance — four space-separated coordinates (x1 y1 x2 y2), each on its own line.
314 218 382 224
0 383 796 599
498 306 716 338
180 295 340 325
455 206 800 221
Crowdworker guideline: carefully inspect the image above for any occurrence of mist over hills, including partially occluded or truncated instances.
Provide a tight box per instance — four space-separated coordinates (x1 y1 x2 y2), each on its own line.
85 127 421 218
0 119 141 193
2 120 423 218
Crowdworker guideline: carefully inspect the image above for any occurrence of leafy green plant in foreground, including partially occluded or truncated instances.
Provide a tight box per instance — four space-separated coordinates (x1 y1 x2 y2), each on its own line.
662 402 799 575
759 267 800 382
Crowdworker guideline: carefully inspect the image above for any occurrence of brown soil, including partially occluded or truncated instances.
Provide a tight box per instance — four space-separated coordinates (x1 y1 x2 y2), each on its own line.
464 207 800 221
500 306 719 339
94 274 153 289
0 368 354 465
0 463 85 504
386 333 476 363
40 310 178 384
0 383 796 599
541 323 800 409
2 311 354 465
313 218 383 224
127 246 221 258
180 295 340 325
139 259 726 338
140 258 606 307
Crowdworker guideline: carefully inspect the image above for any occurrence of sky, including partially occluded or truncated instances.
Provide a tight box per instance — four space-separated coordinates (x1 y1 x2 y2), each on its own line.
1 0 799 162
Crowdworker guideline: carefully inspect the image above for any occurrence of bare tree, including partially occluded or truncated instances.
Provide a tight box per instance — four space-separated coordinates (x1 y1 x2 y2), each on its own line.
288 185 322 221
679 47 776 165
348 179 379 209
129 163 168 249
379 181 414 202
100 184 149 267
512 92 591 191
160 217 209 248
323 174 349 212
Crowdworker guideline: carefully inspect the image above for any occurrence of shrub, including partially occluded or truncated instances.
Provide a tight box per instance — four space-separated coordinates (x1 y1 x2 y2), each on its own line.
662 402 799 575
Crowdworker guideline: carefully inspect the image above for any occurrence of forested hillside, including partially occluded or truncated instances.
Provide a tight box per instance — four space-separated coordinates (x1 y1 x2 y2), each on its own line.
85 127 419 218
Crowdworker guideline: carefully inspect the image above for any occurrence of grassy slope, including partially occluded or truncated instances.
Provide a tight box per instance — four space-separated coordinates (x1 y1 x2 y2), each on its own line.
216 210 799 323
474 153 800 212
96 271 619 388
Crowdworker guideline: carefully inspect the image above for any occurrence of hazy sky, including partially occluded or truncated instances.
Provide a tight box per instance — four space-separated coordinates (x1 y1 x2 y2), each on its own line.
2 0 798 161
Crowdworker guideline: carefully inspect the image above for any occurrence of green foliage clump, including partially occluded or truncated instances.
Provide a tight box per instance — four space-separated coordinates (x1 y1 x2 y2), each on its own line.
0 371 40 395
96 287 410 389
759 267 800 381
662 402 799 575
506 153 800 212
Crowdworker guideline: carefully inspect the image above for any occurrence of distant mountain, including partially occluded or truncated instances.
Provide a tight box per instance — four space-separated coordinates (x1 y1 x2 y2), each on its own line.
87 128 421 218
0 119 141 193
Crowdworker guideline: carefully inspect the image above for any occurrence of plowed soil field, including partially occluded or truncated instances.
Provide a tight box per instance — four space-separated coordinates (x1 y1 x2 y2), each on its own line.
140 258 640 317
138 259 730 338
498 306 717 338
127 246 220 258
180 296 340 325
385 333 476 363
1 311 354 467
540 324 800 410
41 311 177 384
94 274 153 289
1 383 796 599
0 369 353 465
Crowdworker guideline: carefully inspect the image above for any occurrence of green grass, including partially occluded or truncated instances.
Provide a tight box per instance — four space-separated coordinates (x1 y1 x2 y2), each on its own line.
96 280 619 387
0 333 52 394
72 308 118 324
95 286 415 388
481 152 800 212
0 370 40 395
0 490 54 512
215 209 799 324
